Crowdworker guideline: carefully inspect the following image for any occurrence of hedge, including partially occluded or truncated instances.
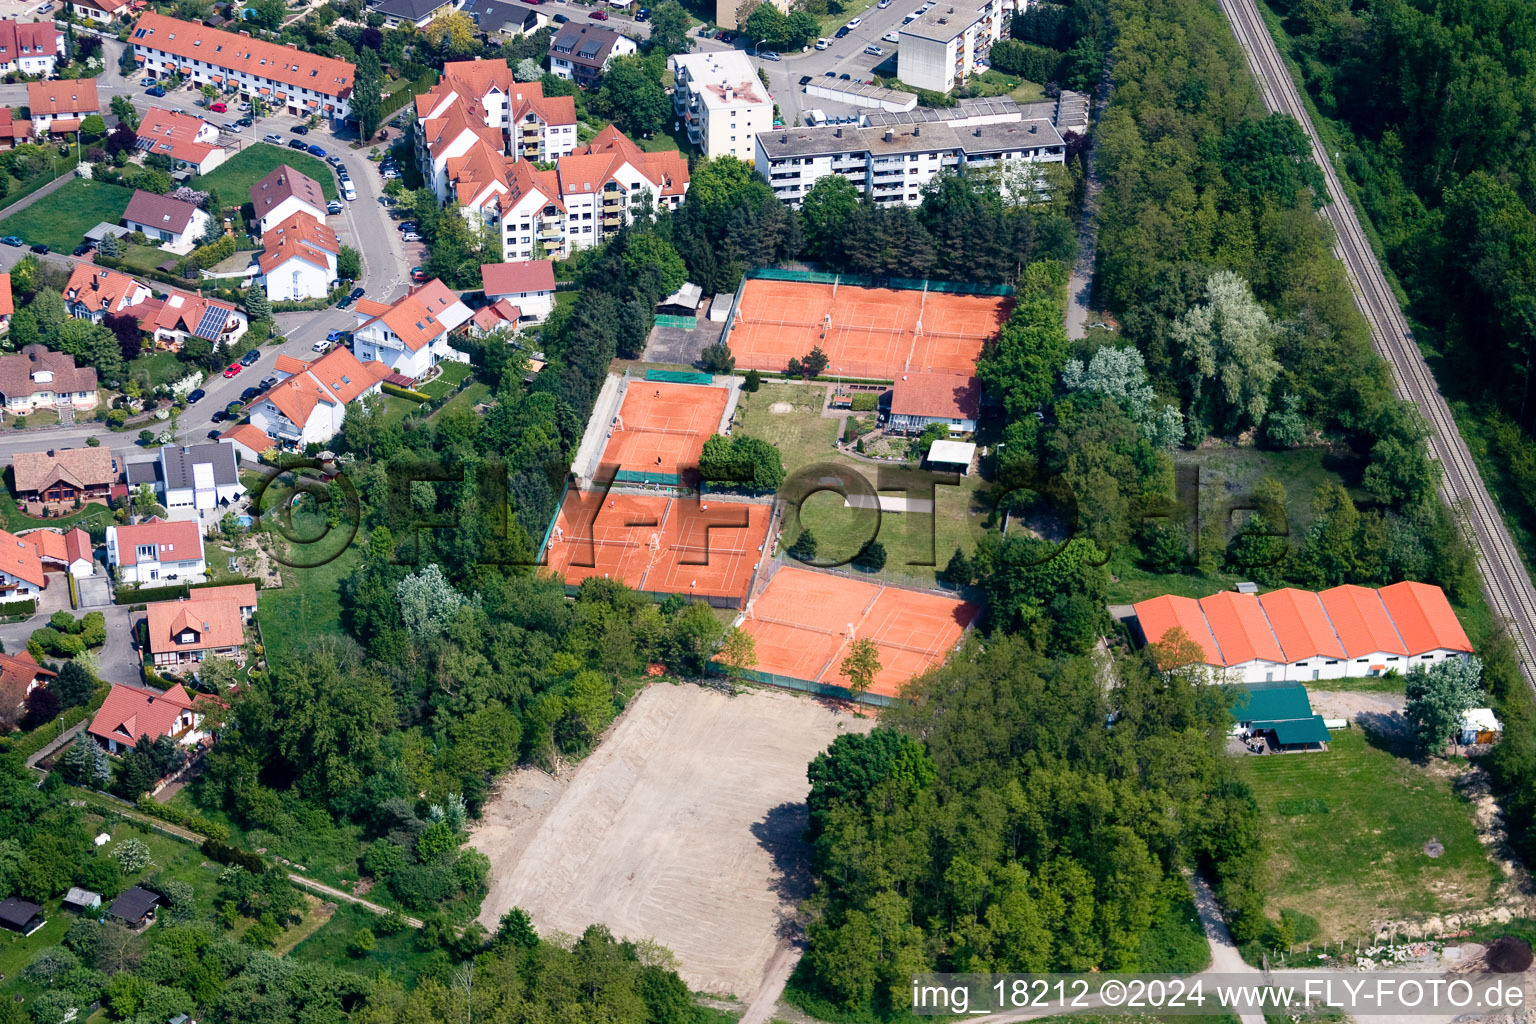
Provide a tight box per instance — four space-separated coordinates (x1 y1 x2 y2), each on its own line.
2 702 91 759
136 794 231 842
114 582 190 605
191 576 263 591
0 597 37 617
201 837 266 874
382 381 431 403
850 392 878 412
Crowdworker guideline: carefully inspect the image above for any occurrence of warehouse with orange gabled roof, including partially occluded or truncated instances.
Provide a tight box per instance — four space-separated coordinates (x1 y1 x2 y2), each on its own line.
1134 581 1472 682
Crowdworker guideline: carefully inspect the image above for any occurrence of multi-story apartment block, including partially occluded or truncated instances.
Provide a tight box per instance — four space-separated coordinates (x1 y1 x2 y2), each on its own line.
670 50 772 161
897 0 1019 93
756 102 1064 207
481 126 689 262
414 58 578 202
130 13 355 123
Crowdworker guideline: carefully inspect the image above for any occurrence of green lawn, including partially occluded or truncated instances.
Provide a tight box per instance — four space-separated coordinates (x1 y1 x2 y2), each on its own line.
0 179 134 251
1237 729 1501 942
291 902 436 983
418 361 474 400
257 522 361 667
117 242 181 274
128 349 193 389
430 381 490 419
194 143 338 203
378 394 419 429
732 382 840 478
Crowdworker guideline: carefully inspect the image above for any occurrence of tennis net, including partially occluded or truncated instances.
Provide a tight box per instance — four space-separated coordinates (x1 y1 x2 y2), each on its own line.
620 423 704 438
749 612 843 636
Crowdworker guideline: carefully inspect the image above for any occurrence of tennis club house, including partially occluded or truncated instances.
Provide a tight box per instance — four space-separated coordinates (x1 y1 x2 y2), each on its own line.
1133 581 1473 683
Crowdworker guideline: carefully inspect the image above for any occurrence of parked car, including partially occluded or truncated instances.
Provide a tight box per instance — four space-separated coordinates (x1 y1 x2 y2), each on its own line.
209 101 227 112
589 8 608 17
327 155 344 168
381 167 401 179
206 429 222 440
140 77 155 87
398 221 417 233
186 388 206 404
326 330 348 343
799 75 813 85
1 236 22 247
210 410 227 423
846 16 861 26
238 101 252 112
220 122 240 133
757 49 781 61
878 0 892 6
72 242 94 257
222 363 242 378
327 199 343 215
263 132 284 144
259 376 278 389
36 3 54 12
336 166 351 181
240 386 261 402
341 185 357 201
815 37 830 49
864 44 884 55
291 124 309 135
312 339 330 352
839 72 851 79
307 144 326 158
28 243 48 254
240 348 262 366
636 6 649 19
883 30 899 41
402 231 423 242
288 138 308 150
411 266 427 282
834 25 850 37
147 86 166 97
553 12 568 20
348 286 365 302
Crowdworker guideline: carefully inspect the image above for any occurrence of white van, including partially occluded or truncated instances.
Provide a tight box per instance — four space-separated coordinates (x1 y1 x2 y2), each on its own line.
815 37 830 49
342 184 357 201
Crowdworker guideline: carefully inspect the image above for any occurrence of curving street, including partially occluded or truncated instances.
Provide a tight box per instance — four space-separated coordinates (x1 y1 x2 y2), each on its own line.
1218 0 1536 686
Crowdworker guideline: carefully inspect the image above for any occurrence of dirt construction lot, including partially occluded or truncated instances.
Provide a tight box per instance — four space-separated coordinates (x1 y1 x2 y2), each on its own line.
471 682 872 997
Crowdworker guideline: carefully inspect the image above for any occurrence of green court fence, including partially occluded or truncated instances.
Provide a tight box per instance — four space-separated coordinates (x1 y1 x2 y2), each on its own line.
707 664 901 707
745 267 1014 297
653 315 698 330
644 368 713 384
611 469 685 487
536 474 574 564
562 583 745 610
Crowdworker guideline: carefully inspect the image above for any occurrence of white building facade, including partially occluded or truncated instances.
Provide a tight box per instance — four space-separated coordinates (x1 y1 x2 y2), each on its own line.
897 0 1019 93
670 51 773 161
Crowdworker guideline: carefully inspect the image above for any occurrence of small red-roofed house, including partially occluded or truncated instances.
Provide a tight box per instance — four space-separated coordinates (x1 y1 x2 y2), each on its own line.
88 681 213 754
219 423 275 463
135 107 226 175
0 273 11 335
27 527 95 577
105 517 204 585
0 650 53 731
889 373 981 435
248 345 393 446
256 212 339 301
27 78 98 135
351 278 474 378
480 259 554 321
144 583 256 673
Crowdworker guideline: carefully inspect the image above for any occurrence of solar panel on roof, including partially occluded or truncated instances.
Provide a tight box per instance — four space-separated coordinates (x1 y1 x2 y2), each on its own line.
193 304 226 341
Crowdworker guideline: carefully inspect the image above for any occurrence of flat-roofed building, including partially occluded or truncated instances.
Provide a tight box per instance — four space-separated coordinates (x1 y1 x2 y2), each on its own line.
670 51 772 161
897 0 1019 94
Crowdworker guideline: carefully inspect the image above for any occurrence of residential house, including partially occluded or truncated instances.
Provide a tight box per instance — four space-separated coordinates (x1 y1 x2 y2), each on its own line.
64 264 152 323
250 164 327 234
247 345 393 446
105 517 205 584
0 20 62 77
0 527 47 602
122 189 210 256
0 273 12 335
413 58 578 197
144 583 256 673
11 446 114 506
218 423 274 463
137 288 246 351
1133 581 1476 684
29 527 95 576
135 107 227 174
482 125 688 261
106 886 160 928
670 51 772 161
125 440 244 511
0 348 98 420
0 898 44 936
888 373 981 435
26 78 99 136
372 0 461 29
548 24 638 88
256 211 338 301
757 106 1066 207
466 299 520 337
0 649 54 729
70 0 134 24
0 109 32 148
480 258 555 322
130 13 355 123
351 278 473 378
897 0 1019 93
461 0 544 38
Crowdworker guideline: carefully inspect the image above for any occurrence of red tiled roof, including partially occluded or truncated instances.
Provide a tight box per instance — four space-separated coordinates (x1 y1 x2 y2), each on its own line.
145 583 256 656
1199 591 1283 666
0 274 12 318
0 19 60 62
26 78 97 118
481 259 554 296
219 423 274 454
123 188 199 236
1377 580 1473 656
890 373 981 421
1256 588 1345 661
257 211 338 275
88 682 196 746
0 650 51 694
255 346 391 428
1318 584 1408 658
250 165 326 222
131 14 354 99
1136 594 1222 667
0 528 44 588
111 516 202 568
135 107 218 166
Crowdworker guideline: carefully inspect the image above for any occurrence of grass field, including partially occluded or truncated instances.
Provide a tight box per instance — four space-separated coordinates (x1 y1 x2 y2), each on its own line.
128 349 193 388
1238 729 1501 940
292 902 436 983
257 505 361 666
418 361 473 400
195 143 338 203
0 179 134 251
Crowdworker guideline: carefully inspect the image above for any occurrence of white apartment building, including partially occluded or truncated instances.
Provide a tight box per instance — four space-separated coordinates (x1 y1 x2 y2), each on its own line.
351 279 474 379
670 51 773 161
130 13 355 123
479 126 689 262
898 0 1019 93
756 107 1065 207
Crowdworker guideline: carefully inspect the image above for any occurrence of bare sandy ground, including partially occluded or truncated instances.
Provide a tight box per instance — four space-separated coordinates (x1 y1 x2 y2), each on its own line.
471 682 873 998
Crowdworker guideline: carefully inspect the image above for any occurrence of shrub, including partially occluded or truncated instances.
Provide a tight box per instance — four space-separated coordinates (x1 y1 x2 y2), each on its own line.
347 928 376 957
112 837 151 873
200 837 265 874
849 392 877 412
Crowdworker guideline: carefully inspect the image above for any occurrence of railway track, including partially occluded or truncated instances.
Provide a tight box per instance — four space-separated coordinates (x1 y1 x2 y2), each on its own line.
1217 0 1536 683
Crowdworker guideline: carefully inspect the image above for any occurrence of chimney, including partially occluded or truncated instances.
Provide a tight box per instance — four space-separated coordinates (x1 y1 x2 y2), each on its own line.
1029 123 1037 133
884 129 893 142
913 125 920 136
974 127 981 136
835 127 842 137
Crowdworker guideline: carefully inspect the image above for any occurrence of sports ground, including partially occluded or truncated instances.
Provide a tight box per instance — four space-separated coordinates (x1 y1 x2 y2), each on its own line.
738 565 979 697
599 379 731 479
727 278 1012 380
544 490 772 604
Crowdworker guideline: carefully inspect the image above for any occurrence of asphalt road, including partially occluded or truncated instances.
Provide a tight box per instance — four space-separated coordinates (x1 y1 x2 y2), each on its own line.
1220 0 1536 688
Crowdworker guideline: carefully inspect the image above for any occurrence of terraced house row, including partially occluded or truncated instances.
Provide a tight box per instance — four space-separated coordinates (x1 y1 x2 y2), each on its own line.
129 12 355 123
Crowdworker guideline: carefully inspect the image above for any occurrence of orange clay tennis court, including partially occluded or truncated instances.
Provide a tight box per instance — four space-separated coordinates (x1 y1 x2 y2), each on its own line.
738 566 979 697
728 279 1012 380
544 490 771 604
599 381 730 477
